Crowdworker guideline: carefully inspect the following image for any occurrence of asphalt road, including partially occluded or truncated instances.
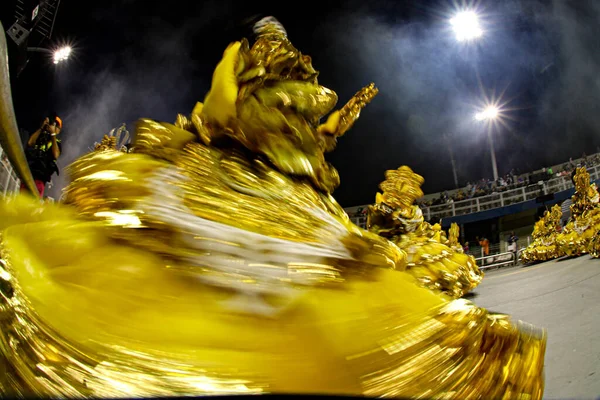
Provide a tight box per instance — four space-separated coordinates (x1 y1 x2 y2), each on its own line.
471 257 600 399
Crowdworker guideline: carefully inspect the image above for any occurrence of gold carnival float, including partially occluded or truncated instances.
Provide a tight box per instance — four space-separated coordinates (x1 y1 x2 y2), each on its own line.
367 166 483 299
556 167 600 256
520 204 564 263
0 17 546 398
92 123 131 153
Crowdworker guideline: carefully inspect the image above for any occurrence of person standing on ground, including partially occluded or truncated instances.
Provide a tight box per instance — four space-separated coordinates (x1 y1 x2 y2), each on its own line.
507 231 519 263
477 236 490 256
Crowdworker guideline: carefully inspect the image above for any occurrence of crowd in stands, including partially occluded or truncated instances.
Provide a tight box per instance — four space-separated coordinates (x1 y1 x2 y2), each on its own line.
417 152 600 209
419 169 527 208
344 152 600 223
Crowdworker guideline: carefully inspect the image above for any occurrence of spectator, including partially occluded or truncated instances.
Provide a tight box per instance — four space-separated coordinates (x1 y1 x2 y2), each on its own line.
507 231 519 260
478 236 490 256
463 241 470 253
21 113 62 197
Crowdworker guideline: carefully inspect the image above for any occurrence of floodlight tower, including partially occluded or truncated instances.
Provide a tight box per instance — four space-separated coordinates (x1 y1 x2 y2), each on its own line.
4 0 62 77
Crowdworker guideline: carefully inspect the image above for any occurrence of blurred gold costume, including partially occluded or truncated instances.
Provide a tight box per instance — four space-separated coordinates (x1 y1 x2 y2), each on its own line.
556 167 600 256
520 204 564 263
0 18 546 398
367 167 483 298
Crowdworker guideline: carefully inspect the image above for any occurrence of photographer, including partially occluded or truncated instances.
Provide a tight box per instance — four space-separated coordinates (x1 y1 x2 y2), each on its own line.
20 113 62 197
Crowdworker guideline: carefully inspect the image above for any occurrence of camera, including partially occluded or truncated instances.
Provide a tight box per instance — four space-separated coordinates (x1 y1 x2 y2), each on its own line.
42 113 62 134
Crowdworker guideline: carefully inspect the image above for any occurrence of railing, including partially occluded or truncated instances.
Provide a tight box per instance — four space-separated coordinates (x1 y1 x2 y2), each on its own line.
476 251 517 270
423 165 600 221
346 166 596 226
0 145 21 196
467 239 529 259
418 152 600 204
350 215 367 229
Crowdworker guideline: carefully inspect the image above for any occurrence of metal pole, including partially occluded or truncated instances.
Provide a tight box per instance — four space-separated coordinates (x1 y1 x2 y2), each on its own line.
444 134 459 189
26 47 51 53
0 22 38 195
487 129 499 181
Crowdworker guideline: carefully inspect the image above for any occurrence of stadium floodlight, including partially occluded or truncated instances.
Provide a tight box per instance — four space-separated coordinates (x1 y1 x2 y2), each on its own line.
474 106 499 121
53 46 72 64
450 11 483 42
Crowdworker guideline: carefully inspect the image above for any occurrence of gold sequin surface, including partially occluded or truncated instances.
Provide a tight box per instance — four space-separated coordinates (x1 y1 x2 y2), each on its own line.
521 204 564 262
367 166 483 298
522 167 600 262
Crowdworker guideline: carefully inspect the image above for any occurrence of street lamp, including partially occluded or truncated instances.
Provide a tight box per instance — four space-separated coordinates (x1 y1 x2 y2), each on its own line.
450 10 483 42
474 106 500 181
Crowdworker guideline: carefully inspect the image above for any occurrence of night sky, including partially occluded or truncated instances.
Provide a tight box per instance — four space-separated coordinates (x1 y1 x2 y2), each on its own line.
6 0 600 206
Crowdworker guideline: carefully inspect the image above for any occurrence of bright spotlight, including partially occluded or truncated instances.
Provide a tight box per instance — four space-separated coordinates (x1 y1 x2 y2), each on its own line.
53 46 72 64
450 11 483 42
474 106 499 121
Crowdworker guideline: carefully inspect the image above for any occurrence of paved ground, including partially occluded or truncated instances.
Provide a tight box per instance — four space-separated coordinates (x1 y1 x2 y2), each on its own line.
472 257 600 399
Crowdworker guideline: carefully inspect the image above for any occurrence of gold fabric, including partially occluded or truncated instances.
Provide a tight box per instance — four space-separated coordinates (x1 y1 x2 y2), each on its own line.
523 167 600 261
556 168 600 256
521 204 564 262
0 18 545 398
367 166 483 298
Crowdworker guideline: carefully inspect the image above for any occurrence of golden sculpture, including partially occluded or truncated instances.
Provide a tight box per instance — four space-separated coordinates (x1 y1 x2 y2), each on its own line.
93 124 131 153
522 167 600 262
448 222 462 252
0 17 546 398
556 167 600 256
367 166 483 298
520 204 564 263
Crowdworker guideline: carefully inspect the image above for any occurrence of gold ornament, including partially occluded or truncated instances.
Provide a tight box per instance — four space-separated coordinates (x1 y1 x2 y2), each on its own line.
556 168 600 257
521 204 564 262
367 166 483 298
523 167 600 261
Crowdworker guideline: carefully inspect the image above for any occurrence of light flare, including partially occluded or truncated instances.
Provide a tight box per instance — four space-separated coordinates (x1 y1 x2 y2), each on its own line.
53 46 72 64
474 106 499 121
450 10 483 42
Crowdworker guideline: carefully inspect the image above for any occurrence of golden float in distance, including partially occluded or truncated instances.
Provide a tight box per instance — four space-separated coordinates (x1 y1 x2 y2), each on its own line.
522 167 600 262
521 204 564 262
367 166 483 298
556 168 600 256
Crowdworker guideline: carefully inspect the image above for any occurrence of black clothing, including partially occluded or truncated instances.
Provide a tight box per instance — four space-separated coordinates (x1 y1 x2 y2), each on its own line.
25 131 61 183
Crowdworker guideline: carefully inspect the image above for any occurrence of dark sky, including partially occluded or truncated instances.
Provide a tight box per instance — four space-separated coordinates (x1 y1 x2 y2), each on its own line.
7 0 600 206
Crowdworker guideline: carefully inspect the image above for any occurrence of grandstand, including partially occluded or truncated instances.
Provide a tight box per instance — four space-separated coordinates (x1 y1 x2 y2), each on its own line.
344 153 600 261
346 153 598 226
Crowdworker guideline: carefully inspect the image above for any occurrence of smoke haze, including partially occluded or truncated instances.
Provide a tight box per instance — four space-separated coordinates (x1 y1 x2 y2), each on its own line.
25 0 600 205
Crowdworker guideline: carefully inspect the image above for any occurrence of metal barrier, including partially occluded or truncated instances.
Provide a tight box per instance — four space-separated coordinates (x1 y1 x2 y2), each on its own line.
418 153 600 215
346 164 600 223
0 145 21 195
423 170 594 221
0 21 37 195
476 251 517 270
